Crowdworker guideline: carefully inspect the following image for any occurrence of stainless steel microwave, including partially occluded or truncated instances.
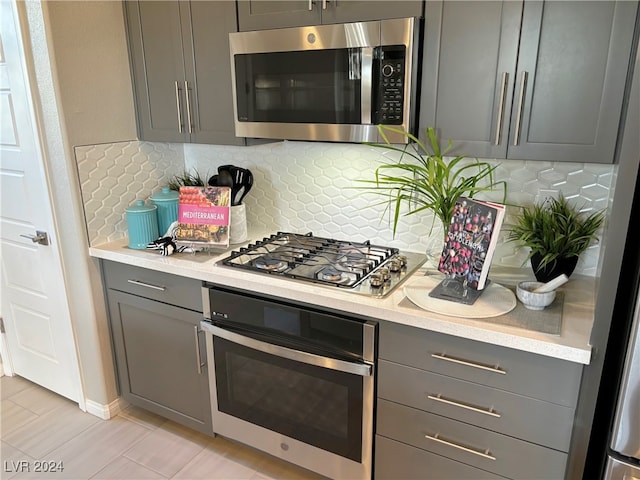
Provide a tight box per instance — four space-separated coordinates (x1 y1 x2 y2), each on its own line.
229 18 420 144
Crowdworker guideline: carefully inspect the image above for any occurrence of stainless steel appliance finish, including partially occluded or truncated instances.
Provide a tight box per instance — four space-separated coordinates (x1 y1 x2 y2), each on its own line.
217 231 426 297
201 286 376 479
229 18 420 143
605 286 640 479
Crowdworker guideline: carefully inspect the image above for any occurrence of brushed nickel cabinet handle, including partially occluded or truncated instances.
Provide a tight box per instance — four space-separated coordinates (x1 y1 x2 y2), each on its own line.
431 353 507 375
513 71 528 146
427 393 501 418
494 72 508 145
184 81 193 134
194 325 204 374
126 279 166 291
425 433 497 461
175 81 183 133
322 0 328 9
308 0 313 10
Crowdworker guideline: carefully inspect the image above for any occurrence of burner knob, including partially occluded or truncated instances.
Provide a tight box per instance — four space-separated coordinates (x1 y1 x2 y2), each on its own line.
388 259 402 272
396 255 407 267
370 273 384 288
379 267 391 282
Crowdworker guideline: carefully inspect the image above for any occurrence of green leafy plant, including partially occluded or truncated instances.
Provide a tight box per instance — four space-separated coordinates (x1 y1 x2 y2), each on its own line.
167 169 207 191
358 126 507 236
506 194 606 271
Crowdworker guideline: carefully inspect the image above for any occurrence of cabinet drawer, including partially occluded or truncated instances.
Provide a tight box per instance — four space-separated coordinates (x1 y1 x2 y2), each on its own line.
102 261 202 312
378 359 574 452
379 321 582 407
377 399 567 480
375 435 505 480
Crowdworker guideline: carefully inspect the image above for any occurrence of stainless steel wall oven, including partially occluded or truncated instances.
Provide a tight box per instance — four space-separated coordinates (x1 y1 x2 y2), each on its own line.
201 285 376 480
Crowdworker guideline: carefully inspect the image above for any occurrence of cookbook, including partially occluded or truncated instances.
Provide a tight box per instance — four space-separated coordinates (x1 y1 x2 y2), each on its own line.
437 196 506 290
175 186 231 247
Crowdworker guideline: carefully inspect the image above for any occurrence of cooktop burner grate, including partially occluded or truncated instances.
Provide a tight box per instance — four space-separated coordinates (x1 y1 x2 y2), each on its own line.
218 232 427 297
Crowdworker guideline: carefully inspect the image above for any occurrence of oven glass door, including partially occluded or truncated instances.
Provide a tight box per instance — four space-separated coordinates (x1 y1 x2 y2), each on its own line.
234 48 364 124
213 334 364 462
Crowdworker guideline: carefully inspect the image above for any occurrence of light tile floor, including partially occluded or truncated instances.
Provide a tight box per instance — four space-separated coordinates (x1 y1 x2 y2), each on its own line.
1 375 327 480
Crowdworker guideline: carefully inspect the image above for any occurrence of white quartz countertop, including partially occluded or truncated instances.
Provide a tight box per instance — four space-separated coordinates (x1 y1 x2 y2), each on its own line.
89 237 595 365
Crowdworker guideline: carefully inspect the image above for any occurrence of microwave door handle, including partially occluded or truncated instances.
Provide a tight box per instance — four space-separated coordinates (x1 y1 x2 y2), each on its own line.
361 47 373 125
206 323 372 377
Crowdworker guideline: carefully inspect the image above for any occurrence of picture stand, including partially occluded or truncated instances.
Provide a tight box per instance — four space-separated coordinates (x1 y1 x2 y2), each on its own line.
428 275 490 305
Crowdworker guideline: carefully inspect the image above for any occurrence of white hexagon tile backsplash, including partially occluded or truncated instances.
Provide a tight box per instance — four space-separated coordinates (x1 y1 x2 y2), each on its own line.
75 141 184 245
75 139 616 277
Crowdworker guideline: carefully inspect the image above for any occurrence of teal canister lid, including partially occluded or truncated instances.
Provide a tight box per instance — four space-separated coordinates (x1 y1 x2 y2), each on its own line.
150 186 179 203
150 187 179 237
126 200 158 249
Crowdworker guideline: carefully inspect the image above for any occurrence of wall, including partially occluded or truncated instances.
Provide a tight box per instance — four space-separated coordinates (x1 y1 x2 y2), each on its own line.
20 0 139 407
76 139 615 278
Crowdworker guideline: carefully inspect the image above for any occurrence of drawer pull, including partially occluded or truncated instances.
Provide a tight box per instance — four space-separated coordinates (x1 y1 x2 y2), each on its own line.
431 353 506 375
127 279 166 291
427 394 501 418
425 433 496 461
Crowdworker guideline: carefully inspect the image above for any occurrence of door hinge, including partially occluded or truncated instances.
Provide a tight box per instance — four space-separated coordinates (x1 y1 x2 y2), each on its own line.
0 317 5 334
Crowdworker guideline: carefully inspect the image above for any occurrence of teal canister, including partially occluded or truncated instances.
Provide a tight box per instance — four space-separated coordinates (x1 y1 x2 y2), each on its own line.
150 186 179 236
125 200 159 249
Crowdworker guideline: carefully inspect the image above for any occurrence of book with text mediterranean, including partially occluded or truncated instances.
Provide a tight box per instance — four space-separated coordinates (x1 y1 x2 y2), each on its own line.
437 196 506 290
175 186 231 247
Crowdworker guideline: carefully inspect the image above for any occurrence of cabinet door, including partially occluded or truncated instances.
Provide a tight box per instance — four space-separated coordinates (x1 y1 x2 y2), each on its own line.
322 1 424 24
181 2 244 145
420 1 522 158
107 289 212 435
237 1 321 31
508 1 638 163
124 1 188 143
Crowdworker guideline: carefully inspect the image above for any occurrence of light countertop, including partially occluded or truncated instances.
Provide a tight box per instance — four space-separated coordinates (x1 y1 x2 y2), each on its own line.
89 236 595 365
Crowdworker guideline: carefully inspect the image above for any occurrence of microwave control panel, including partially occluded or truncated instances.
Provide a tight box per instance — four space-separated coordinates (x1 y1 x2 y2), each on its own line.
375 46 406 125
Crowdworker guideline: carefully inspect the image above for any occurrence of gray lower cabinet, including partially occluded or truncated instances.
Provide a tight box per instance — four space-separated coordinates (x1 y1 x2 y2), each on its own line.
103 261 212 435
237 0 424 31
420 0 638 163
124 1 242 145
375 321 583 480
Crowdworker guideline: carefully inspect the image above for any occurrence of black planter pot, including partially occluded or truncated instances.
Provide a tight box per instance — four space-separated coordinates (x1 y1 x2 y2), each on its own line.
530 253 579 283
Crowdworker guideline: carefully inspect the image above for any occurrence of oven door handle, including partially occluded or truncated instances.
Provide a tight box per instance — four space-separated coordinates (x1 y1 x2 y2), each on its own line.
205 323 373 377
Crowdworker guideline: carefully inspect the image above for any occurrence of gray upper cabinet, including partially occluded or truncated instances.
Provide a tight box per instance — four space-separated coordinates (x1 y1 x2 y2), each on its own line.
237 0 424 31
124 1 243 145
421 1 638 163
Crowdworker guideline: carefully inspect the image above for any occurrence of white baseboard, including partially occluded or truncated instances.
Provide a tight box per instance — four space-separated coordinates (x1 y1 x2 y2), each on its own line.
84 397 124 420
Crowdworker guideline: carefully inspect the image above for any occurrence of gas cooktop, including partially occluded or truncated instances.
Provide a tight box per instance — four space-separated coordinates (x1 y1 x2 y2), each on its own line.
218 232 427 297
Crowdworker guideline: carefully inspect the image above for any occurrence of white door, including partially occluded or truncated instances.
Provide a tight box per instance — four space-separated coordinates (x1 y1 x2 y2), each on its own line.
0 0 82 403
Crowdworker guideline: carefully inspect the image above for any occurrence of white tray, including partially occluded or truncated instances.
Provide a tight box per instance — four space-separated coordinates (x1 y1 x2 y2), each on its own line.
404 275 517 318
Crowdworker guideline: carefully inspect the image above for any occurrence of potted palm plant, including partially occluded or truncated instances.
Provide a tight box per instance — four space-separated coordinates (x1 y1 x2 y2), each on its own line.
507 194 606 282
358 126 507 239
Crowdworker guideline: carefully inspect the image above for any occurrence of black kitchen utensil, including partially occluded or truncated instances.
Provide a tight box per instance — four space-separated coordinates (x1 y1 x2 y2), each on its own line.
217 168 234 190
208 175 218 186
220 165 252 205
236 169 253 205
218 165 242 204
